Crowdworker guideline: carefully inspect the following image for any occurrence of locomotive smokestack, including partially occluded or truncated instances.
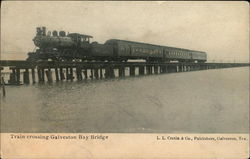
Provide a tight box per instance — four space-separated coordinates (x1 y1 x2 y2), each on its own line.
42 27 46 36
36 27 42 36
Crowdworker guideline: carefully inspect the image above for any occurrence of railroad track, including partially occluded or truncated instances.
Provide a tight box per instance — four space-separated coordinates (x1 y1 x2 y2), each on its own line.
0 60 249 68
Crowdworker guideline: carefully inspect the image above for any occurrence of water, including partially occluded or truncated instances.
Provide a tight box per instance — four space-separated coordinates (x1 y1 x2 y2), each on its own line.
0 67 249 133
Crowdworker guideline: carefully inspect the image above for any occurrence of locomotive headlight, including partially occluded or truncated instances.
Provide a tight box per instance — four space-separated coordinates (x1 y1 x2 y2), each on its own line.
33 36 42 47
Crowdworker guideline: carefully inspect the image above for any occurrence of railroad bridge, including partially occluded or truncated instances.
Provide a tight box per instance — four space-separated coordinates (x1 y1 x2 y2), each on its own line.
0 60 249 85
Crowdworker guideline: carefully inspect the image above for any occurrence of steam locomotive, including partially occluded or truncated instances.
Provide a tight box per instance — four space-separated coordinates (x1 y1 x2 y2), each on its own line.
27 27 207 63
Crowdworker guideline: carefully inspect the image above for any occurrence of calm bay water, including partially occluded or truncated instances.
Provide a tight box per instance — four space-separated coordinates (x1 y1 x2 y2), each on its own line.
1 67 249 133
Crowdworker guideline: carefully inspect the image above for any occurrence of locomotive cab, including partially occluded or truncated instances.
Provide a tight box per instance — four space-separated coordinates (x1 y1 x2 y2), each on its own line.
67 33 93 51
67 33 93 44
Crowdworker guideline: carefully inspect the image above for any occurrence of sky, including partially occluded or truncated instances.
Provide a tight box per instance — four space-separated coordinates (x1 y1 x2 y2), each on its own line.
1 1 249 62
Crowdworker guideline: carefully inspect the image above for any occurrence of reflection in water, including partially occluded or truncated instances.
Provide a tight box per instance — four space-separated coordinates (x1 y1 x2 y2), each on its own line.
1 67 249 133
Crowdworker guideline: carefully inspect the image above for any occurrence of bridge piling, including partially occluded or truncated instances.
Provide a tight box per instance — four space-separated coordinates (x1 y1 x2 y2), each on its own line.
0 67 3 85
59 68 64 80
100 68 103 79
9 68 16 84
66 68 69 80
178 66 182 72
31 68 36 83
45 69 53 83
118 67 123 77
76 67 79 81
70 67 74 81
83 69 88 79
8 74 13 84
55 68 59 82
76 67 82 81
37 68 41 83
154 65 159 74
79 68 83 81
166 66 171 73
183 65 186 71
190 65 194 71
149 66 153 74
164 65 168 73
90 68 94 79
168 66 173 73
110 67 115 78
146 66 149 75
123 67 126 77
169 65 177 73
194 65 199 71
41 68 45 82
139 66 144 75
105 67 109 78
174 66 178 72
16 68 21 84
129 66 135 76
23 68 30 84
94 68 99 79
1 77 5 96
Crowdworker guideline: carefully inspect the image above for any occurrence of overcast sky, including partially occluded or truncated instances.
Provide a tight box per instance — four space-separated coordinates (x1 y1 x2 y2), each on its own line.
1 1 249 62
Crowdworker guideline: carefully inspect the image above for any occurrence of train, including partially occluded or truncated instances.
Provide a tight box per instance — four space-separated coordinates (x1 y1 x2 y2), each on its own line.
27 27 207 63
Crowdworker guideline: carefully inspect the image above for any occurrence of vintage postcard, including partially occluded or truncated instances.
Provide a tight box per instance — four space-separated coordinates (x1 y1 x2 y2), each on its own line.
0 1 249 158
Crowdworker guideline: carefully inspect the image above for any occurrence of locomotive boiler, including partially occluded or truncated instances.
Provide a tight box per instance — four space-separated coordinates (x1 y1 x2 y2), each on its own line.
27 27 207 63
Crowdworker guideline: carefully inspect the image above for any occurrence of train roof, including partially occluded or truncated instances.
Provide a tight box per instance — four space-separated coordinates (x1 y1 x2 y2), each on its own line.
105 39 205 53
68 33 93 38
